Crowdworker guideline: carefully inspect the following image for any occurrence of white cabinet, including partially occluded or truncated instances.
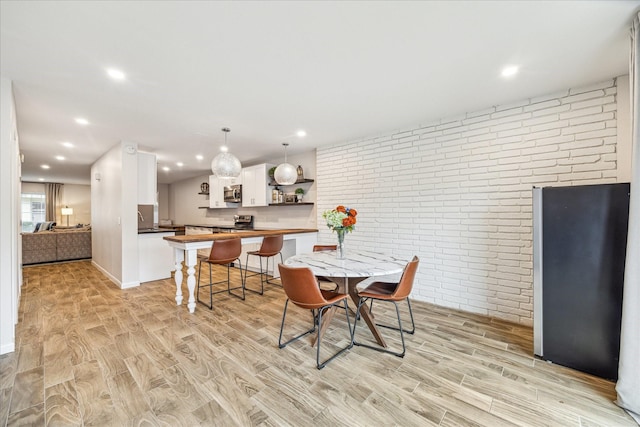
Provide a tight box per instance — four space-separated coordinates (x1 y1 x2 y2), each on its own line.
138 231 175 282
138 152 157 205
242 164 273 207
208 175 242 208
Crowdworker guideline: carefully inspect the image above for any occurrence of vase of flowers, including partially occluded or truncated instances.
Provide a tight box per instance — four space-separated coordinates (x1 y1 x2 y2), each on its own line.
322 205 357 259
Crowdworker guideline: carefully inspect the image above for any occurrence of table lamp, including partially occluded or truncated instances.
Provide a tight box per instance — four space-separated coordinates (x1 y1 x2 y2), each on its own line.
61 206 73 226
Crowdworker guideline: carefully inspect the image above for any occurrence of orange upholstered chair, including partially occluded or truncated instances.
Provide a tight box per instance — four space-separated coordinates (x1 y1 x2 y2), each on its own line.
278 264 353 369
244 234 284 295
353 256 419 357
197 237 245 309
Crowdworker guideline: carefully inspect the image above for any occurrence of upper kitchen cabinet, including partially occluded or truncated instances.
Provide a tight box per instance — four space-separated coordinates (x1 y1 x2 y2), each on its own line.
137 152 157 204
209 174 242 208
242 164 274 207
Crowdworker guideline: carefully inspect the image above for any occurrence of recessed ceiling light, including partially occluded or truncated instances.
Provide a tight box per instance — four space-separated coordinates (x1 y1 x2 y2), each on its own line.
61 141 73 148
106 68 126 80
297 130 307 137
75 117 89 125
41 164 50 169
501 65 519 78
38 178 45 181
176 162 184 167
195 154 204 161
55 155 65 161
162 166 170 172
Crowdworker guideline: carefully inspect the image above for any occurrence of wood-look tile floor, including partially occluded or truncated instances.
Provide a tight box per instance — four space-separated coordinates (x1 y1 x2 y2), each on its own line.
1 260 635 426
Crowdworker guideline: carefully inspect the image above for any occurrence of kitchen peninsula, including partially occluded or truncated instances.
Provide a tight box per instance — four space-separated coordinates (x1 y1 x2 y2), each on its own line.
164 228 318 313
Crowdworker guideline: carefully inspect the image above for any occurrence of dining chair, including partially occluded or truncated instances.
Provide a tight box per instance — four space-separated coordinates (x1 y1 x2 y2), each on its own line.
312 244 339 291
197 237 245 309
352 256 419 357
244 234 284 295
277 264 353 369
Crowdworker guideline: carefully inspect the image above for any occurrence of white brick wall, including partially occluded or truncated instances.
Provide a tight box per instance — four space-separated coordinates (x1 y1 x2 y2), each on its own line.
316 79 623 325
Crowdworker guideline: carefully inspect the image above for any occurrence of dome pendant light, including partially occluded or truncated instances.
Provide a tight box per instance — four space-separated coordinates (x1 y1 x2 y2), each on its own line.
274 142 297 185
211 127 241 178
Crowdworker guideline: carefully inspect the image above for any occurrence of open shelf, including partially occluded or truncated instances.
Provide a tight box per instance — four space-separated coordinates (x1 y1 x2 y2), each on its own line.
268 202 314 206
268 178 314 186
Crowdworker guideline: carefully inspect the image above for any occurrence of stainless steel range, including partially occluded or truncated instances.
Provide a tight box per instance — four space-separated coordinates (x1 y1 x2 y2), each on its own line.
233 215 254 230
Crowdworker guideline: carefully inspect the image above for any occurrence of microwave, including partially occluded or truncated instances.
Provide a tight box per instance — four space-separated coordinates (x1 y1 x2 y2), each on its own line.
223 184 242 203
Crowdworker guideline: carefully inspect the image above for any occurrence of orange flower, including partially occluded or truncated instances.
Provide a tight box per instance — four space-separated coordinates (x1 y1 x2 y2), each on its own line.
336 205 346 213
348 209 357 217
342 216 356 227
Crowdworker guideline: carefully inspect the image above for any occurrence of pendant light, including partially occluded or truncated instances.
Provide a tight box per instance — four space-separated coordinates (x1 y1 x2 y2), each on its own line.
211 127 241 178
274 142 297 185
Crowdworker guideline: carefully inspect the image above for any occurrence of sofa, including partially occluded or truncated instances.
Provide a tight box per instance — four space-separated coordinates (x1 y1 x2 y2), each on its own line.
22 228 92 265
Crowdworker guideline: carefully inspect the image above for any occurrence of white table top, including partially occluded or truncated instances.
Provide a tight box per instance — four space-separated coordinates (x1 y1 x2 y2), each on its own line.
284 250 407 278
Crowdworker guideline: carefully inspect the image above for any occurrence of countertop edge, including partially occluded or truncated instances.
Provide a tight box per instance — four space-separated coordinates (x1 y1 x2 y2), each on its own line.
163 228 318 243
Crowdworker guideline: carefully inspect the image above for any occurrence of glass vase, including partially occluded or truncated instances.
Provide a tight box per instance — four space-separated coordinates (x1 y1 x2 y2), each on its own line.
336 228 346 259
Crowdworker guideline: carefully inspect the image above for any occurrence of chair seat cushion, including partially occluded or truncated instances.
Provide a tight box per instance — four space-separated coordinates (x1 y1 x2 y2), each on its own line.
358 281 397 299
247 250 279 257
292 291 346 310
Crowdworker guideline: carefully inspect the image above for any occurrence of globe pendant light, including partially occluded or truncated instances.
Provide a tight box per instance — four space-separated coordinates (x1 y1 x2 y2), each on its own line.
274 142 297 185
211 127 241 178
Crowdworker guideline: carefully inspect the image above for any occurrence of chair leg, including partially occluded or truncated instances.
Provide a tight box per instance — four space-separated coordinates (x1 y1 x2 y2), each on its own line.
279 299 316 348
245 253 283 294
316 300 353 369
353 298 407 358
265 253 284 286
198 261 246 307
244 253 264 295
371 298 415 335
219 259 245 301
196 259 213 310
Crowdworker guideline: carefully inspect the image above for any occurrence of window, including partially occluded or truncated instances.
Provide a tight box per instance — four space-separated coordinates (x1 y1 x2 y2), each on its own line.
21 193 45 232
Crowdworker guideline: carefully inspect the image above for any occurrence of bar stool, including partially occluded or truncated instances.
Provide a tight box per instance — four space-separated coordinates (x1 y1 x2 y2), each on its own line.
244 234 284 295
197 237 245 309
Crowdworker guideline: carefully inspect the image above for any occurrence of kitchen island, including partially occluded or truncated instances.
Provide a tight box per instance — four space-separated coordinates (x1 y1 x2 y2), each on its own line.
164 228 318 313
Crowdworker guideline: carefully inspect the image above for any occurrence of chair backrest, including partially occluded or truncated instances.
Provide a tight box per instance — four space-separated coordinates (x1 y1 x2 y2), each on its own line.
313 245 337 252
278 264 329 310
391 256 419 300
208 237 242 265
258 234 283 256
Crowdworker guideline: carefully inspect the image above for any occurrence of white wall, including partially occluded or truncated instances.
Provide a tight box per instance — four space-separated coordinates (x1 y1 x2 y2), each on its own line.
316 78 630 326
91 141 139 288
169 150 317 229
0 77 21 354
62 184 91 225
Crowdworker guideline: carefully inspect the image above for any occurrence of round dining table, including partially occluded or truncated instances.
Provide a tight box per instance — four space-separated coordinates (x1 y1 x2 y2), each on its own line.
285 249 408 348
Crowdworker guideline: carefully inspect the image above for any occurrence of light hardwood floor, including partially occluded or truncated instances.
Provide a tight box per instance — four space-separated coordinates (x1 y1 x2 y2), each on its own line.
0 260 635 426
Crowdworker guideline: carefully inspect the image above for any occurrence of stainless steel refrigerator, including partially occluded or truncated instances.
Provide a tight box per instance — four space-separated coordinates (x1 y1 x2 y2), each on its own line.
533 183 630 380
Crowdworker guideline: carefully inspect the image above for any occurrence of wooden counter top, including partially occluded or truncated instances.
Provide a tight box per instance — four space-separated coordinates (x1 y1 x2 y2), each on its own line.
163 228 318 243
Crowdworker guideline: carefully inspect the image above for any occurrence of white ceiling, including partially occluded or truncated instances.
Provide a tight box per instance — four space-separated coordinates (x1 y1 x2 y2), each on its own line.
1 1 638 185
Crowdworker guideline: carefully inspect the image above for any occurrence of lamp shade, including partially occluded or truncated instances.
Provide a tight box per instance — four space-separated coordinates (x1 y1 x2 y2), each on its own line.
61 207 73 215
274 163 297 185
211 153 242 178
211 127 241 178
274 142 297 185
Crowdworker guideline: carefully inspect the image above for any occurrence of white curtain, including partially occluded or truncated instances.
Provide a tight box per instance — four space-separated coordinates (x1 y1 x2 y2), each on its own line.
616 11 640 425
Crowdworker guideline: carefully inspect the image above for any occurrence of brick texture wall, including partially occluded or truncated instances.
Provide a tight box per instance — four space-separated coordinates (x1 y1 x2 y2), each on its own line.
316 79 621 325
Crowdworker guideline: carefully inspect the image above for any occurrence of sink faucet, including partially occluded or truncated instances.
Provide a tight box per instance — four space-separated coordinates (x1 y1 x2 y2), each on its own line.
138 211 144 222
